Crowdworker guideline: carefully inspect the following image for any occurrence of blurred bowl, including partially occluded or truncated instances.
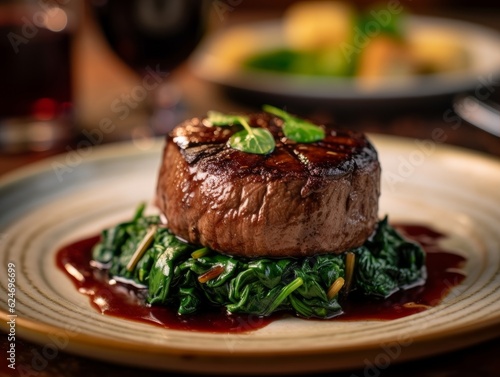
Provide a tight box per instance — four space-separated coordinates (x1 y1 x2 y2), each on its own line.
189 16 500 110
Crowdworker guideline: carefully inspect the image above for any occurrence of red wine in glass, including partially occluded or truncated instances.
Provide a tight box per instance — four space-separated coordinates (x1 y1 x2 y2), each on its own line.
90 0 208 136
91 0 206 74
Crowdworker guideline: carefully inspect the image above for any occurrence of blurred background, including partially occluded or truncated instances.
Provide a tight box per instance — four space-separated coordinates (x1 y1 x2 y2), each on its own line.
0 0 499 167
1 2 500 376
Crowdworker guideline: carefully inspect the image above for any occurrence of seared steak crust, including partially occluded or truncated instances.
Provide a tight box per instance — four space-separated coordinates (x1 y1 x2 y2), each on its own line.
155 113 380 257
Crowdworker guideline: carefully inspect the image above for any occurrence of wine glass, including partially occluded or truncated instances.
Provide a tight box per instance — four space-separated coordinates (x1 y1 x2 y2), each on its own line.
90 0 208 136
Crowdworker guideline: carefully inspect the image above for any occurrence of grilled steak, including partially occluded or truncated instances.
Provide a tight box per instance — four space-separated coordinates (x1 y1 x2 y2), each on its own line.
155 113 380 258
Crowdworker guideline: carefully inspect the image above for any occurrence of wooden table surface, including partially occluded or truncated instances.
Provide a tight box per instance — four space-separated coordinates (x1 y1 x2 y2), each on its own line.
1 7 500 377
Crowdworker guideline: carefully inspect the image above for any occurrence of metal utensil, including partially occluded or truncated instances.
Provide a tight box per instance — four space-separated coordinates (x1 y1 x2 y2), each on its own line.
453 94 500 137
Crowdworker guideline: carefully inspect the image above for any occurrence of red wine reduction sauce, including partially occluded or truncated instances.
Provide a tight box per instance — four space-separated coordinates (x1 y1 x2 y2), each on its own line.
56 224 466 333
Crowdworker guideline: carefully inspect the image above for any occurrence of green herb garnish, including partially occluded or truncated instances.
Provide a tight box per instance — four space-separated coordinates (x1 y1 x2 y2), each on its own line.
263 104 325 143
206 106 324 153
92 207 426 318
229 125 275 155
206 111 275 155
206 111 248 126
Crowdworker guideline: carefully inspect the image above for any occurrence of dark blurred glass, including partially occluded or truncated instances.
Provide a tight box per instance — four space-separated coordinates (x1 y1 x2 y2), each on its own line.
91 0 206 74
0 0 78 153
89 0 207 136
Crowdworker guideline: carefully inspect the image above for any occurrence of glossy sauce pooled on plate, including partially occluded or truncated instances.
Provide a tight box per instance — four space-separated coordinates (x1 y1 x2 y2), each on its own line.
56 224 466 332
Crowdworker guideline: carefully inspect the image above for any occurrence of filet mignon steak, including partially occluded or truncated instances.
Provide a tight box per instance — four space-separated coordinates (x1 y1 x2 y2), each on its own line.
155 113 380 257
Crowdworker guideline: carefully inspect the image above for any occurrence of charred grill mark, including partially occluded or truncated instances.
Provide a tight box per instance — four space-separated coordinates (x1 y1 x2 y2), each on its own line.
171 114 374 183
180 144 225 164
283 142 310 168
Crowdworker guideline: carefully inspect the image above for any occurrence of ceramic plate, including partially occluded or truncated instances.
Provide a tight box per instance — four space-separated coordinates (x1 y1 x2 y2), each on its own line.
1 136 500 374
190 16 500 101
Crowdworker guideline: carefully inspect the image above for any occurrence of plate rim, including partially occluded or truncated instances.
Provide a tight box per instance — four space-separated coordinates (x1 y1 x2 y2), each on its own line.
1 136 500 373
1 308 500 358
